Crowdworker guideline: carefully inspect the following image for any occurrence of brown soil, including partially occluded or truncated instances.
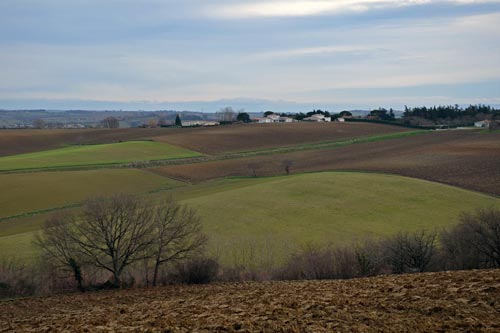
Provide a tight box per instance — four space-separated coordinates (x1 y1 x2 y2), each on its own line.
0 123 408 157
0 128 182 157
1 269 499 332
152 122 411 154
150 130 500 196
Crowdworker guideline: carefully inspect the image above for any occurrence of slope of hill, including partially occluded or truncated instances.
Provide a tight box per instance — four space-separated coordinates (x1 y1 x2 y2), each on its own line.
1 269 498 332
153 122 412 154
2 172 499 264
152 129 500 196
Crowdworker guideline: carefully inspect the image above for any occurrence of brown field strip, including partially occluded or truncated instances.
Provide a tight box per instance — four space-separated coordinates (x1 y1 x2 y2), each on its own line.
0 128 175 156
152 122 412 154
150 130 500 196
1 269 499 332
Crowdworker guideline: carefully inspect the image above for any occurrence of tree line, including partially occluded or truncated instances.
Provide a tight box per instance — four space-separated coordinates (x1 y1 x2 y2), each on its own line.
403 104 500 121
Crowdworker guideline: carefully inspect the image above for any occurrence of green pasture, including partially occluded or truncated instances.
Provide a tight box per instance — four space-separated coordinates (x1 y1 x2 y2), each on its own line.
0 141 201 171
1 172 499 264
0 169 184 219
184 172 500 265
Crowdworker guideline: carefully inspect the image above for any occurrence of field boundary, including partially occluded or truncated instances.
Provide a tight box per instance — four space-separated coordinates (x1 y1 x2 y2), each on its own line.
0 130 430 174
0 183 187 223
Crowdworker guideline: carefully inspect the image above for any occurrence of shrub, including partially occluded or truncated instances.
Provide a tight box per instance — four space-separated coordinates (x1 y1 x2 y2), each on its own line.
175 257 219 284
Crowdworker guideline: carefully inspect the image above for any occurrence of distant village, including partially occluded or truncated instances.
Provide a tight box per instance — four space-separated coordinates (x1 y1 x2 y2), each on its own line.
1 104 498 130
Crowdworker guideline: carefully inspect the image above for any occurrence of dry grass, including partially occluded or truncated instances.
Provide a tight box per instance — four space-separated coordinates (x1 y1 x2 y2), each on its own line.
1 269 499 332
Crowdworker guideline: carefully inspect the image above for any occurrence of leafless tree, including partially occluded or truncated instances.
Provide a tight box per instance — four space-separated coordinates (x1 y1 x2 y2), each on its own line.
34 211 84 291
216 106 237 122
150 198 207 286
35 194 207 289
282 159 294 175
100 116 120 128
446 207 500 268
247 162 262 177
32 118 45 129
385 230 436 274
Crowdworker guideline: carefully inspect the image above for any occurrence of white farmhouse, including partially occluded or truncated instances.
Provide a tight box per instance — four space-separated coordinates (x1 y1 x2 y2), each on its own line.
253 117 273 124
303 114 331 122
474 120 490 128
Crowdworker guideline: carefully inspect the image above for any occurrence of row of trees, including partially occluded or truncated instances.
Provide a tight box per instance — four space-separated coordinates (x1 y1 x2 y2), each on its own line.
403 104 500 121
35 195 206 289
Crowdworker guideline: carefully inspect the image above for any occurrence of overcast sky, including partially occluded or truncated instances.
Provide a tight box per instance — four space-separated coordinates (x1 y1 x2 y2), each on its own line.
1 0 500 111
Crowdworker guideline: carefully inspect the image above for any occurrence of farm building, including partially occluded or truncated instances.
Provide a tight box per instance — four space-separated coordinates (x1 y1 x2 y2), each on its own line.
279 116 294 123
474 120 490 128
303 114 331 122
252 117 273 124
337 117 346 122
252 115 294 123
182 121 220 127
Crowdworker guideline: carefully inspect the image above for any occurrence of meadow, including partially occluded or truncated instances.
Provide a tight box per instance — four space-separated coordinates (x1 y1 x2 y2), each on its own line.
2 171 499 264
0 141 201 171
0 169 184 219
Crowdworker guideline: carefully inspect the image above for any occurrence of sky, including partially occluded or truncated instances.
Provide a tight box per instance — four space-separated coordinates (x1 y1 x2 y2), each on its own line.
1 0 500 112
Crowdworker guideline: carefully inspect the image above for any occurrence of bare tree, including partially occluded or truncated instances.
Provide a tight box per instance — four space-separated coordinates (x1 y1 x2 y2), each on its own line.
282 159 294 175
449 208 500 268
32 119 45 129
216 106 236 123
100 116 120 128
385 230 436 274
34 211 84 291
35 194 207 289
247 162 262 177
150 198 207 286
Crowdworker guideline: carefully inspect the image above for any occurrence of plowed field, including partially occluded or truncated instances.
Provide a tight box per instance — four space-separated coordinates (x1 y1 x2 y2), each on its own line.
152 122 411 154
151 130 500 196
1 269 499 332
0 123 409 157
0 128 173 157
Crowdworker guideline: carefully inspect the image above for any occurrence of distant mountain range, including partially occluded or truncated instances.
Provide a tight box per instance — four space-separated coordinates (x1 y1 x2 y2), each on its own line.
1 98 364 113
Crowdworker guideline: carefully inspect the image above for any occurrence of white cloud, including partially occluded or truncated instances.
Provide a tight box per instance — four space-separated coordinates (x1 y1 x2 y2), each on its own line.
208 0 500 18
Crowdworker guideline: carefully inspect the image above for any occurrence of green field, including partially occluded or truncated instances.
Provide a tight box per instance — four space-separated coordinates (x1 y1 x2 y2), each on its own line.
2 172 499 264
184 172 500 265
0 141 201 171
0 169 184 219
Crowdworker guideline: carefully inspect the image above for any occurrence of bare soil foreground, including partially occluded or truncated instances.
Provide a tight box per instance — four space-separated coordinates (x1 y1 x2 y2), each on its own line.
152 130 500 196
1 270 499 332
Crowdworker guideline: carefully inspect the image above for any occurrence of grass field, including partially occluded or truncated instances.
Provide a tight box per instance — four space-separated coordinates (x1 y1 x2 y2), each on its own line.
3 171 498 264
0 141 201 171
183 172 500 265
0 169 184 219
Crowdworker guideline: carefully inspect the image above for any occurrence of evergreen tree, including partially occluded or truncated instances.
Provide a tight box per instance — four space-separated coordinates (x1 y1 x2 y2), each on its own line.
175 114 182 127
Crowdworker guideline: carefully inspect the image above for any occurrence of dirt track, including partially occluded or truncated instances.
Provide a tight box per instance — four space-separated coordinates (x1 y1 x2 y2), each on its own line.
151 130 500 196
1 269 499 332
